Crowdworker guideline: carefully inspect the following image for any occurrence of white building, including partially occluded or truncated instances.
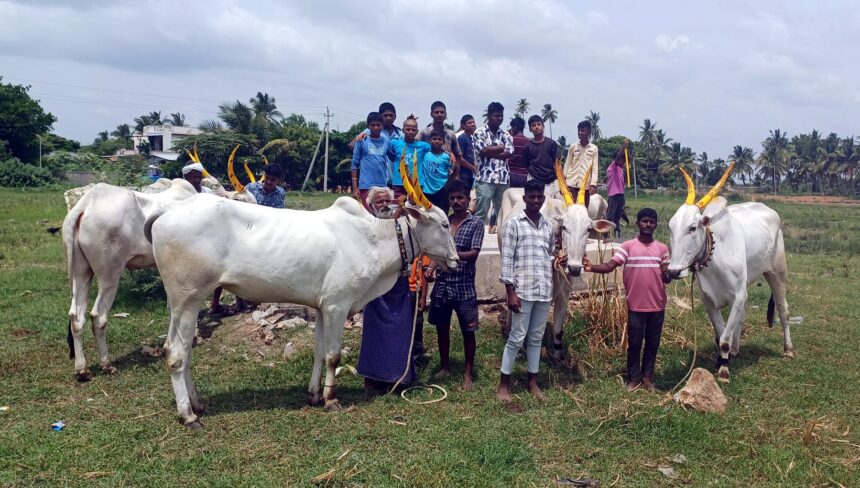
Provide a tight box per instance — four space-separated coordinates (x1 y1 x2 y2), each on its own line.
131 124 202 165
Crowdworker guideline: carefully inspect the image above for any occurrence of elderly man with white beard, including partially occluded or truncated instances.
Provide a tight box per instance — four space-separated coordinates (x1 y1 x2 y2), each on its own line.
356 187 423 395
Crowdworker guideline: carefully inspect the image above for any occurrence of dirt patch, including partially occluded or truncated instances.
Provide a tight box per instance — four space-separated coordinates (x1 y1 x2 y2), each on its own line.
748 194 860 206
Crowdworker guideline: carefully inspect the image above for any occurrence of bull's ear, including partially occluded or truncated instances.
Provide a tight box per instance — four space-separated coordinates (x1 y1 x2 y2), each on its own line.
591 219 615 234
402 205 423 220
701 196 727 224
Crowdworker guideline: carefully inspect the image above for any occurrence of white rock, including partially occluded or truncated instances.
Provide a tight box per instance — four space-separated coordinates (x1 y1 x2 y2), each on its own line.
251 311 263 322
282 342 297 359
674 368 727 413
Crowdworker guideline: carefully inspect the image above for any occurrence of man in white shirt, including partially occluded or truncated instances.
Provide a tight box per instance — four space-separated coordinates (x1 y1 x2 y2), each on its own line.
563 120 598 207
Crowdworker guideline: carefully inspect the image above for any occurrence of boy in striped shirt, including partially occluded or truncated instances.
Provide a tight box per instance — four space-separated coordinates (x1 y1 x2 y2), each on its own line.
584 208 671 392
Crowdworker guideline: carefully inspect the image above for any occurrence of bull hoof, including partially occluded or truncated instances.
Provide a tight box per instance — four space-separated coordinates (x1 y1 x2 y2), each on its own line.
191 404 206 416
75 370 93 383
783 348 796 359
101 365 117 375
184 420 204 430
324 400 343 412
717 366 730 383
308 392 323 406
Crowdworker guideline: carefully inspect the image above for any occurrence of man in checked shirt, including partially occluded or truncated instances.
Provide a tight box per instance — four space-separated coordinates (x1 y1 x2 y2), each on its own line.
426 180 484 391
497 180 567 402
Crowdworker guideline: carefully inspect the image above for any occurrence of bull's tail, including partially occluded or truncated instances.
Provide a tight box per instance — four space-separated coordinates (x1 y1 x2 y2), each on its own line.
143 206 167 244
767 294 775 328
62 203 87 360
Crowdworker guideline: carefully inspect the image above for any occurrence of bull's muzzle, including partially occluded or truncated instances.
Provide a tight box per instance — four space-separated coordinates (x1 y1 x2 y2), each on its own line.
567 264 583 277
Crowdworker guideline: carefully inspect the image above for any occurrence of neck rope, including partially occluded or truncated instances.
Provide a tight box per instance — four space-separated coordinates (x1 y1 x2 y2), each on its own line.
690 226 715 273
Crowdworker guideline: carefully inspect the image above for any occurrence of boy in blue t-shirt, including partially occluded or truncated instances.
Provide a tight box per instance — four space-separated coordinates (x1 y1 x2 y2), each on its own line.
387 115 430 200
421 131 453 212
351 112 390 209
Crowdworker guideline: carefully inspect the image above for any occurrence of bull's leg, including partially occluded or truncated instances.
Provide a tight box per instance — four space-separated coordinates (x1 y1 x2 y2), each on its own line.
547 273 570 361
321 305 348 412
90 268 122 375
308 310 325 406
68 268 93 382
183 343 204 415
167 307 202 428
764 270 794 358
717 291 748 383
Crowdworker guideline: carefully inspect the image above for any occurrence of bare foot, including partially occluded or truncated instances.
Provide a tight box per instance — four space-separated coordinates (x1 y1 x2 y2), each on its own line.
496 384 512 403
432 369 450 381
642 377 657 393
528 382 545 401
463 374 474 391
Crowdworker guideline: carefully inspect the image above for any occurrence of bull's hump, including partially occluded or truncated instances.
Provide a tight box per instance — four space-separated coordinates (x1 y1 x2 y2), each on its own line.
332 197 370 218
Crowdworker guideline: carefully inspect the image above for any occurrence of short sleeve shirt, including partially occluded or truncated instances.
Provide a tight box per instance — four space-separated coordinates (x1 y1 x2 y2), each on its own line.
351 136 391 189
419 151 452 195
522 138 560 184
387 139 431 186
473 125 514 185
433 213 485 300
611 239 670 312
417 126 462 158
245 182 286 208
509 133 531 176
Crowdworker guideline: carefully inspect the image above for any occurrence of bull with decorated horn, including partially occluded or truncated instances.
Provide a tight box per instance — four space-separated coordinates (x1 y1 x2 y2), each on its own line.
144 157 457 427
497 159 615 360
667 164 794 383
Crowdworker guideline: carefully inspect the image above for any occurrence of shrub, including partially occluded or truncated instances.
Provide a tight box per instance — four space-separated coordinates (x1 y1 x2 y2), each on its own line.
42 151 105 177
119 269 166 301
0 158 55 187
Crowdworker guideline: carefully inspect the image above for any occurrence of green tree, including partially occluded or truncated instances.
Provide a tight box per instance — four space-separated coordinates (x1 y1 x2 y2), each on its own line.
514 98 529 119
697 151 710 186
0 77 57 162
585 111 601 142
250 92 282 123
729 145 755 186
198 120 225 133
758 129 790 194
540 103 558 138
111 123 133 149
218 101 255 136
164 112 186 126
134 111 163 132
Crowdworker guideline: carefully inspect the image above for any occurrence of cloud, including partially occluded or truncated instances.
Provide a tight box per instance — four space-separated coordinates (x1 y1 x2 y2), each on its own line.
654 34 691 53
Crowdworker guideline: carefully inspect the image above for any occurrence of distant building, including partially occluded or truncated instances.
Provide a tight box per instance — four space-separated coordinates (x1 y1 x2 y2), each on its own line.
130 124 202 167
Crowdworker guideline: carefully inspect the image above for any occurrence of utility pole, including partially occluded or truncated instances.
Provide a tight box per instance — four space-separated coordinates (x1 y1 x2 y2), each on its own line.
323 106 333 193
38 134 42 168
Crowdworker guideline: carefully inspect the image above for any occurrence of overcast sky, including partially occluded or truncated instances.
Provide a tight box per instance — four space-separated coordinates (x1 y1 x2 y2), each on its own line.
1 0 858 158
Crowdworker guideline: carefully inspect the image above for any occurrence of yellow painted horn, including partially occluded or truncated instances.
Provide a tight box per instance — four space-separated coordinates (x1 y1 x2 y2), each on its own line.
243 161 256 183
695 162 735 210
184 146 211 178
409 148 432 209
576 162 594 206
259 155 269 182
554 159 574 206
399 149 421 205
679 167 696 205
227 145 244 192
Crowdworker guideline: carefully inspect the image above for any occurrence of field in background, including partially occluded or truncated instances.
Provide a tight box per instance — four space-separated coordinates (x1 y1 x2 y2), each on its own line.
0 188 858 487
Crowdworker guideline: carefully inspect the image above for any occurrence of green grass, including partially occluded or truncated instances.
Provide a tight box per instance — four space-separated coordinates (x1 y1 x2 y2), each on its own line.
1 188 858 487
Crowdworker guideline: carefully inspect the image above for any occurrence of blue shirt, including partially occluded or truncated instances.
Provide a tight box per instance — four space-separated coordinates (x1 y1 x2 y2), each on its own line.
245 182 286 208
351 136 391 189
387 139 431 186
420 151 452 195
363 126 403 142
457 132 475 181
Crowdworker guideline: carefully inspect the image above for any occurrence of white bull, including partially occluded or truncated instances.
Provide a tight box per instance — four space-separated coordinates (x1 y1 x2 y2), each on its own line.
144 195 458 428
62 179 198 381
667 166 793 383
498 174 613 359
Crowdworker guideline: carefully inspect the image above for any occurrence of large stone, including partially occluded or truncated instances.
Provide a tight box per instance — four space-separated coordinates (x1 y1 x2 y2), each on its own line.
674 368 728 413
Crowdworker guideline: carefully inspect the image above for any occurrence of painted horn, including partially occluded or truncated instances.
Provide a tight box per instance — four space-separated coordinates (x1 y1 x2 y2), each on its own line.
695 162 735 210
678 167 696 205
554 159 574 206
409 148 432 209
259 155 269 182
243 161 256 184
227 145 245 192
185 146 212 178
576 162 594 206
399 149 419 204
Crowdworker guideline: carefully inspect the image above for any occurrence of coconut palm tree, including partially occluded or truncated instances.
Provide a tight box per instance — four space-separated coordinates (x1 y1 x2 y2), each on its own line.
758 129 790 194
134 111 163 132
164 112 186 126
515 98 530 119
250 92 282 123
541 103 558 138
95 131 109 144
729 145 755 186
218 101 255 135
638 119 658 148
198 120 225 133
111 123 132 149
585 111 601 142
696 151 710 186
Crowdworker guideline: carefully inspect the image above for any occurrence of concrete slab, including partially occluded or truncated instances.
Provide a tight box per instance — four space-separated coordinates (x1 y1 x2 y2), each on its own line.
475 226 622 301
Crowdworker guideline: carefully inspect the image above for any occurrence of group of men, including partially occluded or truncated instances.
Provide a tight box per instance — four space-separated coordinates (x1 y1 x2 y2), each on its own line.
351 101 672 398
